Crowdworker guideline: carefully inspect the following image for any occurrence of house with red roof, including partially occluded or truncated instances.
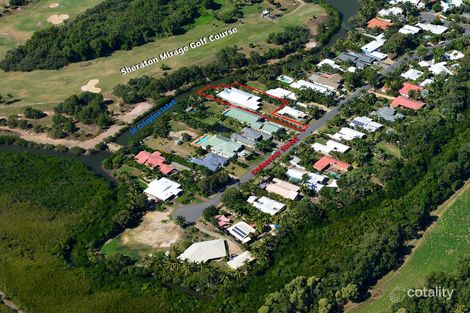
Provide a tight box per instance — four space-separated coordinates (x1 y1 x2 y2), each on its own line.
367 18 393 30
214 215 231 228
134 150 175 175
399 82 423 97
135 151 151 165
314 156 351 174
391 96 425 111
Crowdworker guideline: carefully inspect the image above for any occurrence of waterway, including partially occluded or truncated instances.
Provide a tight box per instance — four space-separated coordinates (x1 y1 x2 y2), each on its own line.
0 0 361 181
324 0 361 43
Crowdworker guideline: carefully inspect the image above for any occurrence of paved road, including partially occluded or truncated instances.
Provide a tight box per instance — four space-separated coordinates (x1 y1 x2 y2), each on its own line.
173 83 370 222
173 37 457 222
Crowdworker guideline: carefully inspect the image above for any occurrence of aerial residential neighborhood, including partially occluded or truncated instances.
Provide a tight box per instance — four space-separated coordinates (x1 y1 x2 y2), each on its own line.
0 0 468 313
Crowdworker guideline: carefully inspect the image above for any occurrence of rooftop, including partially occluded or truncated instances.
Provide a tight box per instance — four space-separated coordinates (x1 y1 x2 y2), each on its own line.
399 82 424 97
144 177 182 201
391 96 425 111
247 196 285 216
189 152 228 172
178 239 227 263
314 156 351 172
367 18 393 30
266 178 301 200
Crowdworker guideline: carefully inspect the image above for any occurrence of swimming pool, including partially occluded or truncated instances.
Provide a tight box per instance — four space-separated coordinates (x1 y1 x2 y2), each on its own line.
195 135 209 145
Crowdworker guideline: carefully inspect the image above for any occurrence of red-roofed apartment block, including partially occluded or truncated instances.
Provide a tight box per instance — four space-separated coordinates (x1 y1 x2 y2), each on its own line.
367 18 393 30
391 96 425 111
399 82 423 97
314 156 351 173
134 150 175 175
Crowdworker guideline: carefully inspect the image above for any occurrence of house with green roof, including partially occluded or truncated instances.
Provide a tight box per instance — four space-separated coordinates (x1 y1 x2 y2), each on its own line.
200 134 243 159
223 108 283 135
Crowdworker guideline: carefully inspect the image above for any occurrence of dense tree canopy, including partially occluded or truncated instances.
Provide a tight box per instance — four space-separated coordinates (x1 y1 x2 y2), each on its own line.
1 0 204 71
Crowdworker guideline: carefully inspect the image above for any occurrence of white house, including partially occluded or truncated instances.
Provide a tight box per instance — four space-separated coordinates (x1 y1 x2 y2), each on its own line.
144 177 182 201
398 25 421 35
318 58 343 70
361 34 386 54
228 221 256 243
247 196 285 216
429 62 454 76
277 106 307 120
401 69 424 81
227 251 254 270
444 50 465 61
290 80 331 94
178 239 227 263
266 87 297 100
312 140 350 154
350 116 383 132
416 23 448 35
330 127 366 141
217 87 261 111
286 167 328 191
378 7 403 17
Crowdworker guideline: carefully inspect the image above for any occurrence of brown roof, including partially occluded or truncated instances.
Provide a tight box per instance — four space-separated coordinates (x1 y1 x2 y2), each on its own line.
367 18 393 30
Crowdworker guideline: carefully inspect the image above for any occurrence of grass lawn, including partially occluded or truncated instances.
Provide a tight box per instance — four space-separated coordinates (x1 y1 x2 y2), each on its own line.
0 0 105 58
100 236 153 259
0 0 326 115
376 141 402 159
348 181 470 313
145 136 197 158
118 164 143 177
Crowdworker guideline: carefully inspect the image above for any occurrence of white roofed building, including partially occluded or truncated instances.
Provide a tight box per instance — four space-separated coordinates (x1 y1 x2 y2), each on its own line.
318 58 342 70
266 87 297 100
228 221 256 243
247 196 285 215
361 34 386 54
290 80 331 94
312 140 350 154
178 239 227 263
429 62 453 76
277 106 307 120
401 69 424 81
398 25 421 35
227 251 254 269
350 116 383 132
330 127 366 141
378 7 403 17
445 50 465 61
416 23 448 35
144 177 182 201
286 167 328 192
217 88 261 111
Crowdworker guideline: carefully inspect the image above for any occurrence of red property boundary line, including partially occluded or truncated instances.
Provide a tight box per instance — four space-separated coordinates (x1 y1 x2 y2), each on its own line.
195 82 308 132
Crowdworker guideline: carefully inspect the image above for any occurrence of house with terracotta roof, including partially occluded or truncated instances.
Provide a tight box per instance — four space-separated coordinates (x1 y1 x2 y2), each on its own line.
367 18 393 30
134 150 175 175
399 82 424 97
215 215 231 228
314 156 351 174
391 96 425 111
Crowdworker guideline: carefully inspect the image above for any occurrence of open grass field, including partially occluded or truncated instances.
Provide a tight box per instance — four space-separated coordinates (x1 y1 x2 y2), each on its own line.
0 0 104 58
0 0 325 115
348 181 470 313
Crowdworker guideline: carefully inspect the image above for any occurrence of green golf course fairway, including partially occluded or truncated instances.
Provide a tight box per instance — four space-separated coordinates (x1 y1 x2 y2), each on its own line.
0 0 325 114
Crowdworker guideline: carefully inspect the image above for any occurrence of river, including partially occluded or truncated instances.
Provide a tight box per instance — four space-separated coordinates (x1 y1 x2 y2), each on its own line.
0 0 360 182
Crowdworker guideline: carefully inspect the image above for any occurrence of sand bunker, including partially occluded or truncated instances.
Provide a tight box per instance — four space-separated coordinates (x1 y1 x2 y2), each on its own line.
47 14 69 25
49 3 59 8
81 79 102 93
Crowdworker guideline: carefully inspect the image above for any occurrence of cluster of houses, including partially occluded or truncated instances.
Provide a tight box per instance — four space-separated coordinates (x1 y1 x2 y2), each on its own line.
128 0 467 271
